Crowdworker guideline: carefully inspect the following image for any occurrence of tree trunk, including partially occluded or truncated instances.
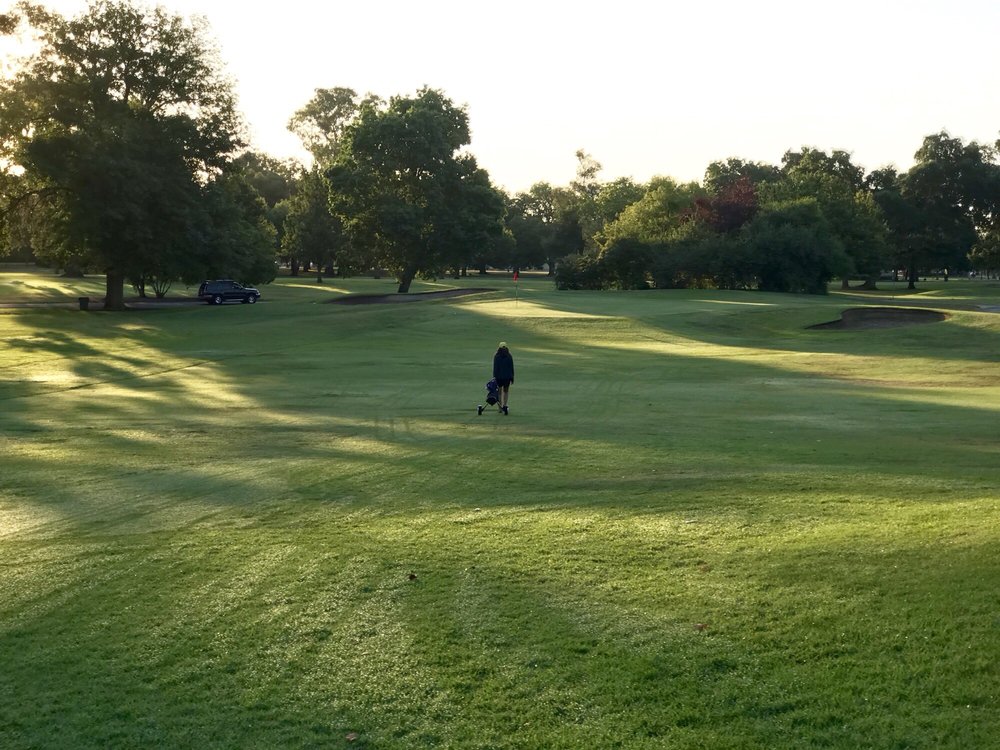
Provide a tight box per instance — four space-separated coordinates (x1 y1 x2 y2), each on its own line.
907 260 917 290
105 269 126 311
859 273 879 290
841 277 850 290
290 258 300 276
397 266 417 293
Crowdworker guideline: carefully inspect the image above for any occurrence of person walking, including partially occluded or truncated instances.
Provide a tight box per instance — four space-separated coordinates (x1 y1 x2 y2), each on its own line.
493 342 514 415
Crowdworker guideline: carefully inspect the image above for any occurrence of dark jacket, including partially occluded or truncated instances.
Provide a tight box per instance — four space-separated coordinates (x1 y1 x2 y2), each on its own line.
493 349 514 382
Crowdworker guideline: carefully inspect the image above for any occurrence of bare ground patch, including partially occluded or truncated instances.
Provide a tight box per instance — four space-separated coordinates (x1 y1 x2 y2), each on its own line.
810 307 947 330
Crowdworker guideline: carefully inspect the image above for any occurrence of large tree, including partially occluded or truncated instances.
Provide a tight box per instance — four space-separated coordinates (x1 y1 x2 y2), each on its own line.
899 132 999 286
288 87 375 167
770 148 888 289
509 182 585 275
704 157 781 194
327 87 505 293
600 177 706 246
0 1 256 309
281 168 350 278
743 198 852 294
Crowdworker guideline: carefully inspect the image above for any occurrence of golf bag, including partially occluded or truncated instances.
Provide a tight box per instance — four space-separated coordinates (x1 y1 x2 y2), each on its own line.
484 378 499 406
477 378 501 415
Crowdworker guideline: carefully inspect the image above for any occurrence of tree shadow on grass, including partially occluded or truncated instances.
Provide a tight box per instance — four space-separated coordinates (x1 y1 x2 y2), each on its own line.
2 293 1000 537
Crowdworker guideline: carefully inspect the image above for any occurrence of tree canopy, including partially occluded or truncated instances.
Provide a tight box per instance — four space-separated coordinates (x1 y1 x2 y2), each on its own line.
327 87 506 292
0 1 274 307
288 87 371 167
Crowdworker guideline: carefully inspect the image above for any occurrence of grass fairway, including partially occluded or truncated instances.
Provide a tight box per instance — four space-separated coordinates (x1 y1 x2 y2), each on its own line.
2 268 1000 749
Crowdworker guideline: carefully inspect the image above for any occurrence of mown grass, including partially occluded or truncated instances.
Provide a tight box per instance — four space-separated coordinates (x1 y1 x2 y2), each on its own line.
2 268 999 749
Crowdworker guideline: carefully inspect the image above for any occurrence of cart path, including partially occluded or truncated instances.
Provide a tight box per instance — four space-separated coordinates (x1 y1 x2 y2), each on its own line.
328 288 496 305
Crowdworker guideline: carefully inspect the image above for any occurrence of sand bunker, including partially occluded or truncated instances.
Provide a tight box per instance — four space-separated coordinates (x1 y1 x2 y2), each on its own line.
811 307 946 330
329 288 494 305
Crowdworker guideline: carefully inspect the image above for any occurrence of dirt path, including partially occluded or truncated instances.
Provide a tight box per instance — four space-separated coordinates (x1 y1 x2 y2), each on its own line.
328 288 495 305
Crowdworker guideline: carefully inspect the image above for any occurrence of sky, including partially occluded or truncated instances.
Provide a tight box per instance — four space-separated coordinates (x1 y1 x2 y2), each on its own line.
5 0 1000 193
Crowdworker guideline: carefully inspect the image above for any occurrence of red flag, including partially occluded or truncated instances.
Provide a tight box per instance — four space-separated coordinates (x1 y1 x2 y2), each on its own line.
513 270 519 281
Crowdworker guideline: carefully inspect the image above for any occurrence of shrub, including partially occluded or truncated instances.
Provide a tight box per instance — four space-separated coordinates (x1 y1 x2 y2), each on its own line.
599 239 653 289
553 253 607 289
743 199 852 294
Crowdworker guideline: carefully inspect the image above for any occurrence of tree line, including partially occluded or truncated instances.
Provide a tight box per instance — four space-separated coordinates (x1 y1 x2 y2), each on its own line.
552 139 1000 293
3 1 1000 309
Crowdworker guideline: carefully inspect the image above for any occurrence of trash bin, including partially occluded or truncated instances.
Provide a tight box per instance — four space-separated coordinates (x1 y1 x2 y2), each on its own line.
78 297 90 311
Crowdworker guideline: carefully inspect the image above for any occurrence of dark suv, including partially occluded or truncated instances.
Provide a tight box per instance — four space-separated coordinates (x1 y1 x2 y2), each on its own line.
197 280 261 305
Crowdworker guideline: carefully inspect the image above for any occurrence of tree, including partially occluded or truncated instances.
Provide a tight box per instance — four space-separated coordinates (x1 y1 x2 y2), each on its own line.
704 158 781 193
288 87 371 166
867 166 917 282
193 171 277 286
899 132 998 287
770 148 887 288
781 148 866 191
686 176 759 234
434 160 508 277
593 177 645 227
598 238 653 290
511 182 584 274
504 206 547 272
601 177 706 246
0 1 249 309
232 151 298 209
570 150 603 253
281 168 348 279
327 87 505 293
970 228 1000 275
743 199 852 294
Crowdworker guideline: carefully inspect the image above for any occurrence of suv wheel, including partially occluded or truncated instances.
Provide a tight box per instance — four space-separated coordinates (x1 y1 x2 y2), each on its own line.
212 294 224 305
246 294 258 304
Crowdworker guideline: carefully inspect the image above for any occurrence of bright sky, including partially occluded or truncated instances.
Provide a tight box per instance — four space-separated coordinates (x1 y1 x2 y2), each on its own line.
7 0 1000 193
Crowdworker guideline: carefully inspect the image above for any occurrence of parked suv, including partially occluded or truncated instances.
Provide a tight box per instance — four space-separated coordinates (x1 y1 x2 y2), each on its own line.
197 280 260 305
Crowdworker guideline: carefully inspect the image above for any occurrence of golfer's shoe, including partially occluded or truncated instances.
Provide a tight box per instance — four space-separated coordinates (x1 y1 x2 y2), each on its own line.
503 406 509 415
477 405 484 415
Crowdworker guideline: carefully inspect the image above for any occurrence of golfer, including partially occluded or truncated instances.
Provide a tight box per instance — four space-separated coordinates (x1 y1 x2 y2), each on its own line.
493 342 515 415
